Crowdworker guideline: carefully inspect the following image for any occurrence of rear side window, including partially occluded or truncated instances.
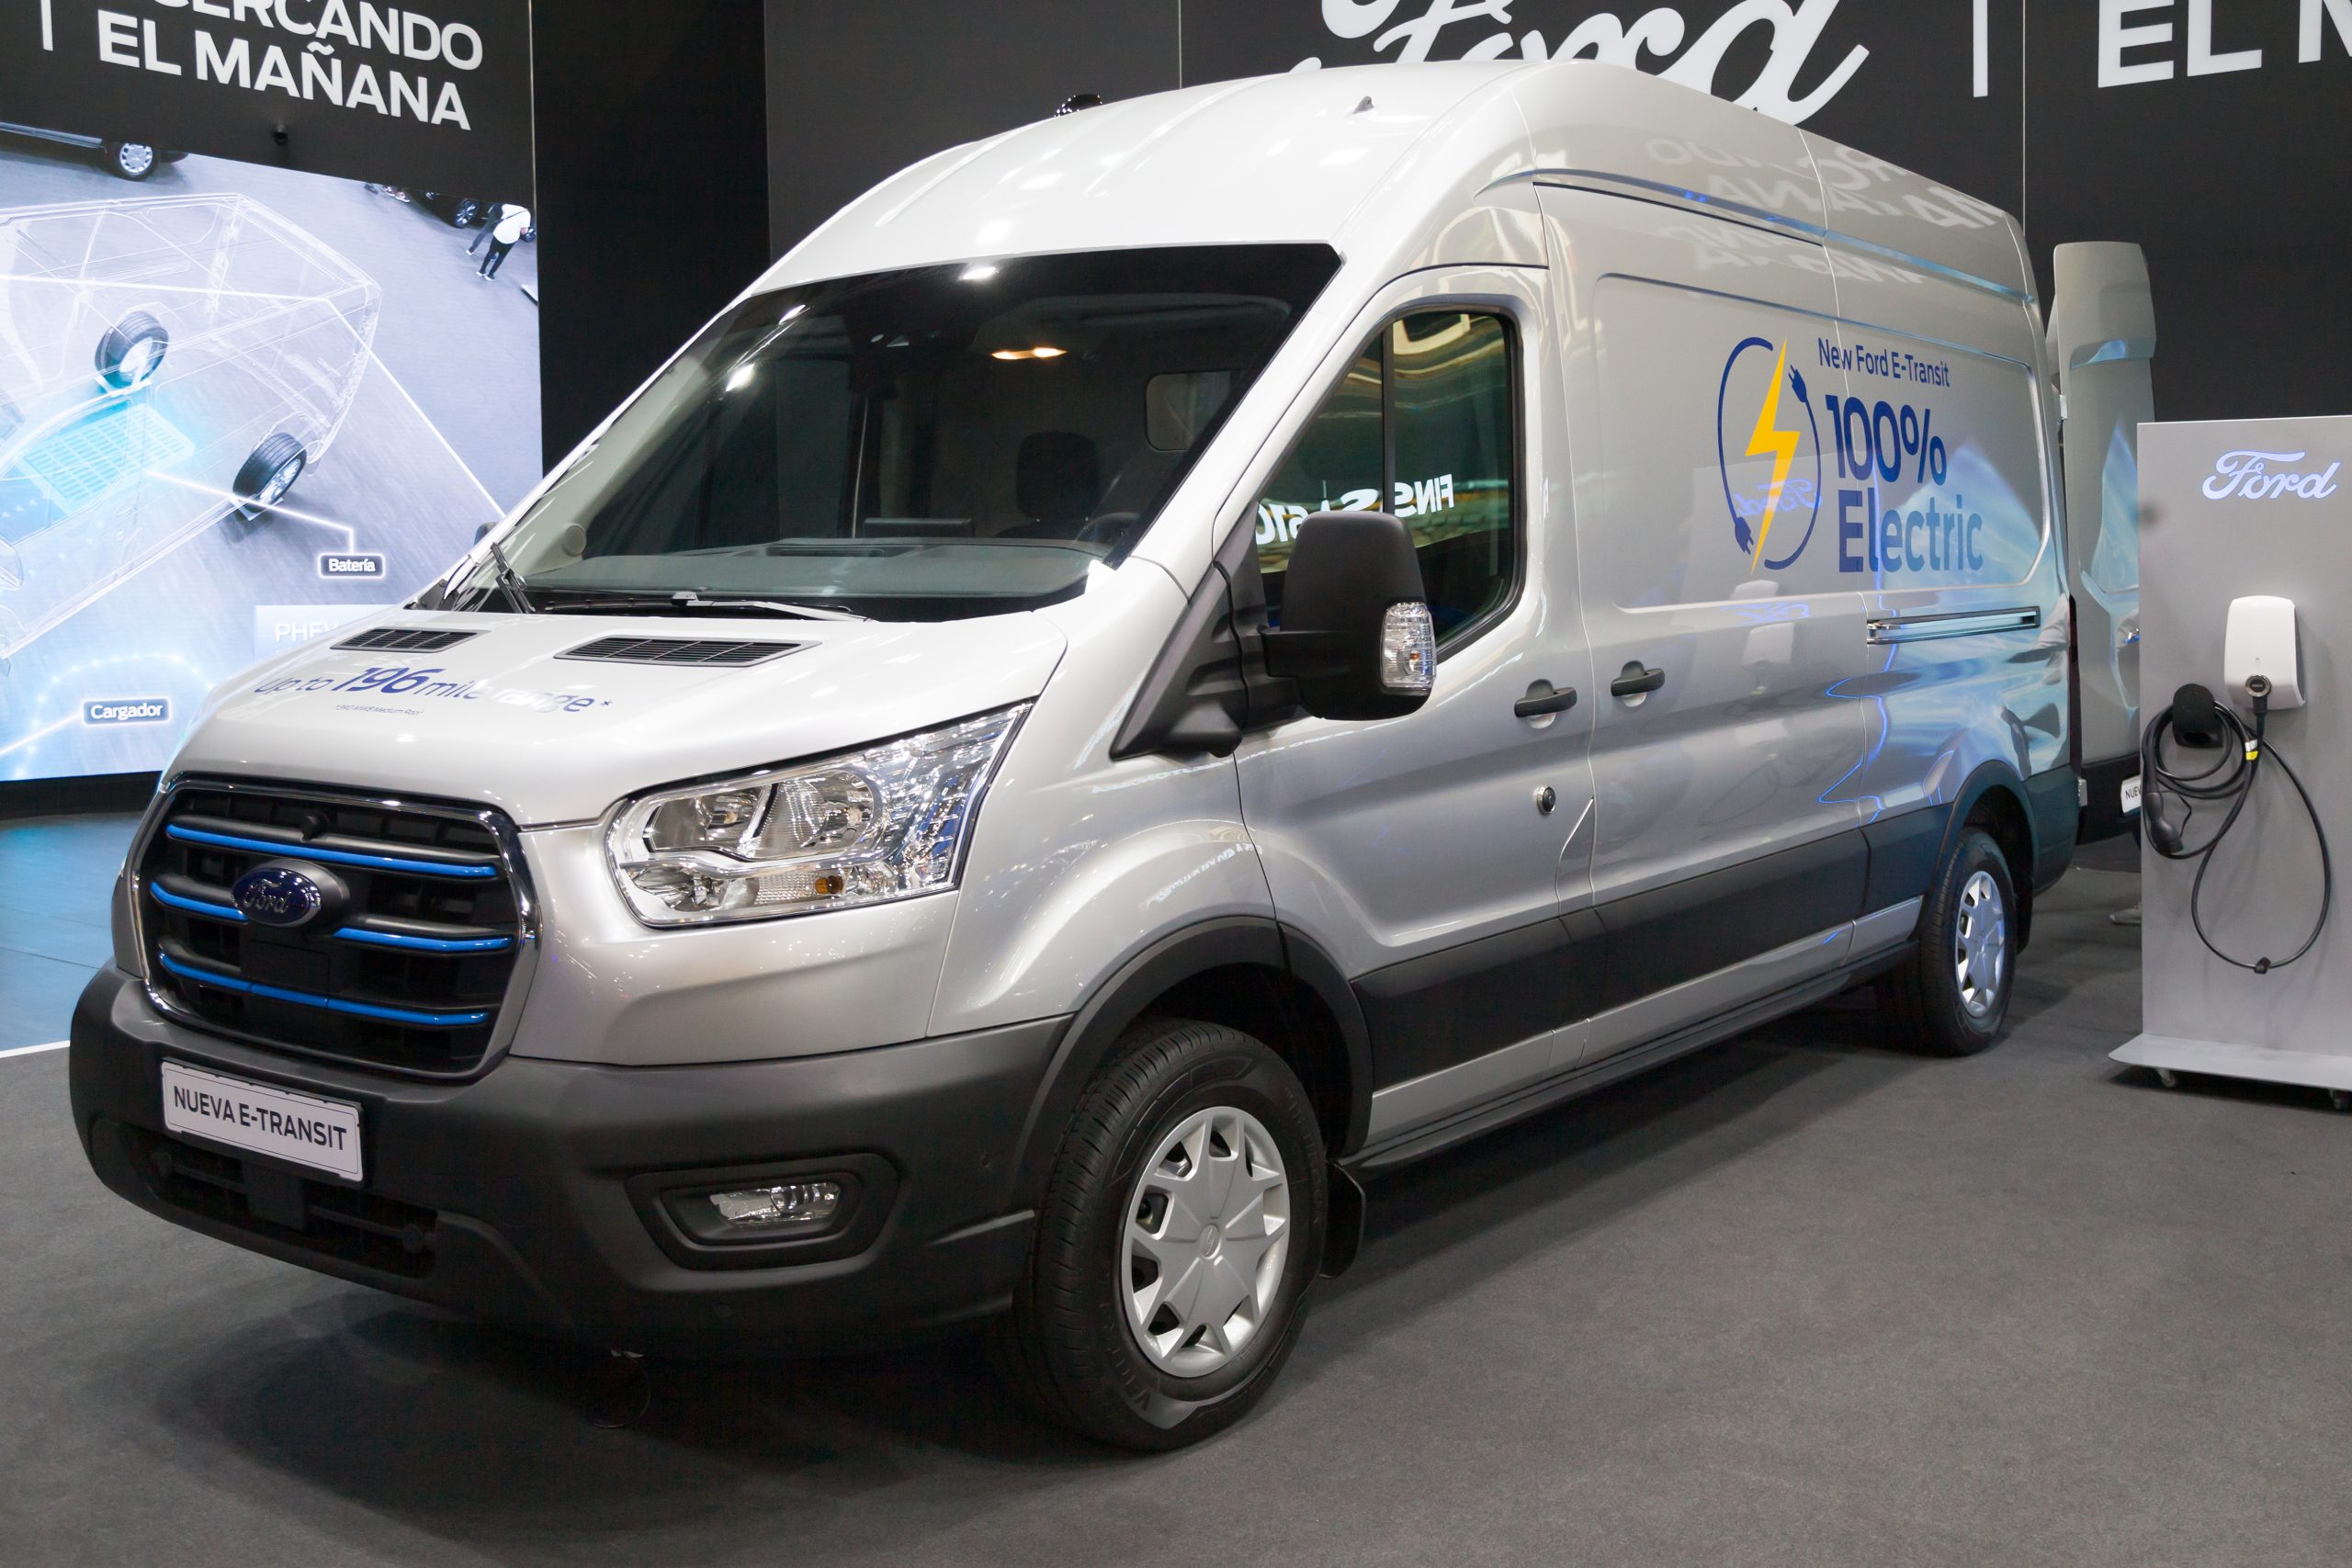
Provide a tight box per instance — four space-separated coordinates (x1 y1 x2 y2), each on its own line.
1251 310 1518 645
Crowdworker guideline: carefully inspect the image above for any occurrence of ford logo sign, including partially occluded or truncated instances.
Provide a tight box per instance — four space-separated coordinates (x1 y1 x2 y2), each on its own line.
231 863 340 929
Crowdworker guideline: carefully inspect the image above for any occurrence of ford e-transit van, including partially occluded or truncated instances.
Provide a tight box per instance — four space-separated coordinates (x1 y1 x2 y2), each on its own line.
73 60 2129 1450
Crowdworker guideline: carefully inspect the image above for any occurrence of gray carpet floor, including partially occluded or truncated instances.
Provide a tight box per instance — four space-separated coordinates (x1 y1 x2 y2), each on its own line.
6 837 2349 1566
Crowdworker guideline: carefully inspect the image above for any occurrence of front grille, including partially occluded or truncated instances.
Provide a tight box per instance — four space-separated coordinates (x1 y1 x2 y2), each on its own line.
139 782 527 1077
121 1124 437 1278
560 635 801 667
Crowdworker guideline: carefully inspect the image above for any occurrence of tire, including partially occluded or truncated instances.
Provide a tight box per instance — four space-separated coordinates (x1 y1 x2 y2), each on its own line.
232 434 308 520
101 141 158 181
990 1016 1327 1450
451 198 481 228
1877 827 2018 1056
94 311 169 391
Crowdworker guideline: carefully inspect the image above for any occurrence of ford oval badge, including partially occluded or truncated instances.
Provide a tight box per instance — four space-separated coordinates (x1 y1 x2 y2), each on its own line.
232 863 327 929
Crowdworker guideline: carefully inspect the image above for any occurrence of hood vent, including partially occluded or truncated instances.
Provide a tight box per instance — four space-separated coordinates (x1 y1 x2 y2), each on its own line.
559 636 803 668
336 626 480 653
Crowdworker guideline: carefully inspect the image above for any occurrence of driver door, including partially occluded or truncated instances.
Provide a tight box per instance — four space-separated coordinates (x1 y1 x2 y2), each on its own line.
1235 268 1598 1145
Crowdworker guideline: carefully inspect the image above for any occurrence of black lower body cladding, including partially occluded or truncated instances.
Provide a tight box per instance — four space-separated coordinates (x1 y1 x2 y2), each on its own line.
69 965 1069 1355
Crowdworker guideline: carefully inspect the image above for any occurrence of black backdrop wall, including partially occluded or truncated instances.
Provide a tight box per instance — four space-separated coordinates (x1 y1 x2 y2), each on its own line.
535 0 770 467
763 0 2352 425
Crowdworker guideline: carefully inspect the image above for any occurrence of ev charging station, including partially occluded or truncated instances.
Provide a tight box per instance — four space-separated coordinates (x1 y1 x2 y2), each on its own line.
2113 416 2348 1104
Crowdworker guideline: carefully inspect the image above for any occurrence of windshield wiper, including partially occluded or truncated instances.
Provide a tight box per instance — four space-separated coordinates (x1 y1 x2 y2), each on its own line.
483 537 537 615
682 594 870 622
536 591 869 622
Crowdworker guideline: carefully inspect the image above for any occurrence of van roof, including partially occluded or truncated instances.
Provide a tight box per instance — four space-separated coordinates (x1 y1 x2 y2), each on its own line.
761 59 2031 306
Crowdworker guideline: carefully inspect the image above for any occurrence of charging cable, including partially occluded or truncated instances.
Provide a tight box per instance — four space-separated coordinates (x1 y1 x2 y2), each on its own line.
2141 675 2333 974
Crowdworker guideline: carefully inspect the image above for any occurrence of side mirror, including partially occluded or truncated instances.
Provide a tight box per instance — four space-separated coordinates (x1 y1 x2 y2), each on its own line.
1261 511 1434 721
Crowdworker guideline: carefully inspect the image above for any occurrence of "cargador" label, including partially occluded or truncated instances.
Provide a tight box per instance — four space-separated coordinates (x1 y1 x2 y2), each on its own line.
83 697 172 725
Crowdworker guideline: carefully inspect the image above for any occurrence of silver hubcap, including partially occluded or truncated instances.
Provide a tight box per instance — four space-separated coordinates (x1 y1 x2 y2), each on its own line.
118 338 162 387
119 144 154 176
256 456 301 508
1954 868 2007 1018
1121 1105 1291 1378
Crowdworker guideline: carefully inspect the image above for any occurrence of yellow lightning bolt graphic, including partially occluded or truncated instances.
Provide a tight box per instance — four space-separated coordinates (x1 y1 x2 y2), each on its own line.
1744 342 1800 572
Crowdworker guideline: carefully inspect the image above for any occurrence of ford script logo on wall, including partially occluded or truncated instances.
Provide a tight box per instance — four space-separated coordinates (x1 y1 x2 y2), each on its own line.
2203 450 2341 502
1308 0 1869 123
231 863 336 929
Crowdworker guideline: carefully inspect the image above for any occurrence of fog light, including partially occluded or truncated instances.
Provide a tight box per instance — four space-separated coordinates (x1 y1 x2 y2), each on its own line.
707 1180 842 1230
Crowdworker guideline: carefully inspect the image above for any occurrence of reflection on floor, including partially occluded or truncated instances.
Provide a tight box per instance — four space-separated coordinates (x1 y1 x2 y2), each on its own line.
12 836 2352 1566
0 813 135 1049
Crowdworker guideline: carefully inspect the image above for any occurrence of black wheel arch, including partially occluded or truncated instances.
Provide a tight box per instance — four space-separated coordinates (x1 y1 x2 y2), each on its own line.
1940 761 2052 951
1002 918 1373 1216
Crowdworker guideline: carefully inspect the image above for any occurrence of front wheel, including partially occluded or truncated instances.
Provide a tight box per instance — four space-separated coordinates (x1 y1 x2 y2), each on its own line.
101 141 158 180
232 434 307 520
1878 827 2018 1055
990 1016 1326 1450
95 311 169 391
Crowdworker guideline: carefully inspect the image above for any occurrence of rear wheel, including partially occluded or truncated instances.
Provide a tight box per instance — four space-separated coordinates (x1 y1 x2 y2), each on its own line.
232 434 307 520
990 1016 1326 1450
101 141 158 180
94 311 169 391
1878 827 2017 1055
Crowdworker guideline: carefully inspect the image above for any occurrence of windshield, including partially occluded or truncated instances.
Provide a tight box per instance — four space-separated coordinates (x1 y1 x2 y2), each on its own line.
445 244 1340 620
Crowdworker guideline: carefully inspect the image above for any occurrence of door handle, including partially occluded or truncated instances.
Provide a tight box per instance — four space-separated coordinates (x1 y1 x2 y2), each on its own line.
1514 681 1578 719
1610 663 1667 699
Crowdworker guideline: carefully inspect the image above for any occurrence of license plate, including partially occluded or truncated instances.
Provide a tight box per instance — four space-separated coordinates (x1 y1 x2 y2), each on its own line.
160 1061 363 1182
2120 774 2143 815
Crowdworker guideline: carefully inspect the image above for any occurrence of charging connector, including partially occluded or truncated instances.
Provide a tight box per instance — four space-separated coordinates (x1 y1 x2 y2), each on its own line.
2140 672 2330 975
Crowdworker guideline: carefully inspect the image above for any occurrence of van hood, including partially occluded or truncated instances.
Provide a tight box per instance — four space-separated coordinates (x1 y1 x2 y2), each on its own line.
174 612 1068 825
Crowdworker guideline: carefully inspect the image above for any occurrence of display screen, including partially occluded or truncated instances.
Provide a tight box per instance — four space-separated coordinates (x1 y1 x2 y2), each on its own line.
0 132 540 781
0 0 538 780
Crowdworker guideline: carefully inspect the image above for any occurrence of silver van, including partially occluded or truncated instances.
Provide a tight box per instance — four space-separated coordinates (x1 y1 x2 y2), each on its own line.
71 60 2133 1450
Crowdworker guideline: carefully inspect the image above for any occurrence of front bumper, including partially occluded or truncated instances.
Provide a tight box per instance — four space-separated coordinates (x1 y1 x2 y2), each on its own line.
70 966 1067 1356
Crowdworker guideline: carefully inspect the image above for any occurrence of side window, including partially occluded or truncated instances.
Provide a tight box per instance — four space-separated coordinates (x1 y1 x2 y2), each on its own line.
1251 346 1383 582
1251 310 1517 643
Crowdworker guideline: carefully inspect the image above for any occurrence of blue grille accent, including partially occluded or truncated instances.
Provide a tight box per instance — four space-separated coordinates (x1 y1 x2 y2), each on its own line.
148 884 510 953
151 884 244 922
165 824 499 879
332 927 514 953
157 952 492 1029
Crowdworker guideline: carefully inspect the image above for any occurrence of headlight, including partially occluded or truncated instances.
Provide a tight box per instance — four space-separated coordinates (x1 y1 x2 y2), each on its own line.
606 705 1027 925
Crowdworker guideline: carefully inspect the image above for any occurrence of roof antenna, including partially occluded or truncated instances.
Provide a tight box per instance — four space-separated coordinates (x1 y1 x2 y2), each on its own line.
1057 93 1104 116
1354 96 1375 114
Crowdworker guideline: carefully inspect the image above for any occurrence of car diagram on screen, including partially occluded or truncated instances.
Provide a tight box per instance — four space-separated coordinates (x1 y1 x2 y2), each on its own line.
0 193 380 662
